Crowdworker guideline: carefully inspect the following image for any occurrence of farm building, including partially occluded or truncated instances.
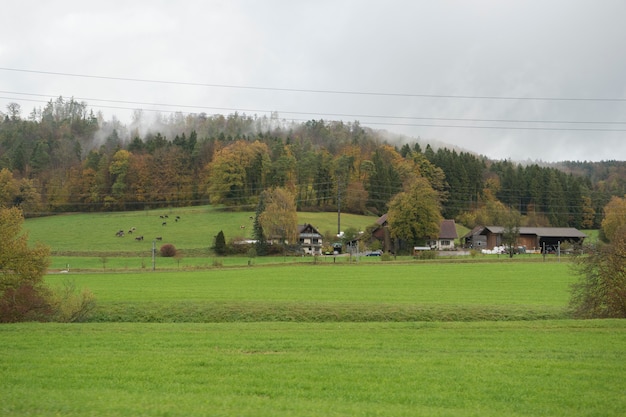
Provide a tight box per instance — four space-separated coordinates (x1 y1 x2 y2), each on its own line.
371 213 392 252
428 219 458 250
298 223 323 255
462 226 587 252
371 215 458 252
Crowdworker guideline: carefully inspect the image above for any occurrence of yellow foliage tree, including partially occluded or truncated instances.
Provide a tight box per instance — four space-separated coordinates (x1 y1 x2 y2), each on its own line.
387 177 442 247
0 206 50 291
258 187 298 244
601 195 626 242
0 206 51 322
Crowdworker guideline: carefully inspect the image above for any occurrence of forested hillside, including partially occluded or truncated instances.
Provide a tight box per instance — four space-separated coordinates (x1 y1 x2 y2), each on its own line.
1 97 624 229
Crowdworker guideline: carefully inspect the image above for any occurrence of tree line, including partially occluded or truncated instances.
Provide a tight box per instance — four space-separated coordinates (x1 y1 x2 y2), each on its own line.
1 98 624 230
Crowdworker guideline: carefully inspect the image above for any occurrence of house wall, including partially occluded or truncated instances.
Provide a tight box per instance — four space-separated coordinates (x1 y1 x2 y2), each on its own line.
486 233 501 249
469 235 487 249
299 235 323 255
517 235 538 250
438 239 455 250
430 239 455 250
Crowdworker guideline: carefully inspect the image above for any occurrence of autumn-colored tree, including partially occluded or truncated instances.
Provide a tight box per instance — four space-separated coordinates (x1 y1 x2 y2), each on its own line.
343 181 368 214
151 147 193 206
387 177 442 249
0 206 51 322
204 140 270 205
15 177 42 214
258 187 298 244
570 225 626 318
125 153 153 207
109 149 131 208
600 195 626 242
0 168 19 207
580 195 596 229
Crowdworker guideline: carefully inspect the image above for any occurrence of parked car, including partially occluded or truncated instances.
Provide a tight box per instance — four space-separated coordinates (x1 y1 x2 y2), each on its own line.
365 250 382 256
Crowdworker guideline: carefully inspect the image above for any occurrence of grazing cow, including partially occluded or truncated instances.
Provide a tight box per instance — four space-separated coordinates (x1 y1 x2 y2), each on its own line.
135 235 144 241
175 216 180 220
160 215 164 219
162 222 167 226
116 230 124 237
240 225 245 229
156 236 162 241
128 229 133 234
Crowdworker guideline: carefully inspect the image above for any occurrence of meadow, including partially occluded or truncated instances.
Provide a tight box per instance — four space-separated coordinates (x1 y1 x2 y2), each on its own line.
2 320 625 417
24 206 379 256
3 208 622 416
46 263 572 322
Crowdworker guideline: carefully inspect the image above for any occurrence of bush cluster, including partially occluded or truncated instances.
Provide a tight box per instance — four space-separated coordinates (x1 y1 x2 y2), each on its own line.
159 244 177 257
0 280 96 323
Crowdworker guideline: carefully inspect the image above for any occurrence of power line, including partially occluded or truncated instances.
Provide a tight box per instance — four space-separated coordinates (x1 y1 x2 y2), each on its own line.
3 93 626 133
3 90 626 126
2 66 626 102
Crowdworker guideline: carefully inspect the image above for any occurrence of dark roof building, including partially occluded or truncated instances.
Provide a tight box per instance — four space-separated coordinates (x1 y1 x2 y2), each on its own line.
298 223 323 255
462 226 586 251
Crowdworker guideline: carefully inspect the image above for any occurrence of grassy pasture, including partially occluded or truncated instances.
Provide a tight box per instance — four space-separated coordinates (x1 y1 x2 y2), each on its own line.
46 262 573 322
2 320 625 417
24 206 378 255
12 208 622 416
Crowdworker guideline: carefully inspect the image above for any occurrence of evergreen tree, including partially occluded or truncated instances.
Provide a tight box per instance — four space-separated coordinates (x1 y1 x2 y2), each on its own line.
214 230 227 256
253 193 268 256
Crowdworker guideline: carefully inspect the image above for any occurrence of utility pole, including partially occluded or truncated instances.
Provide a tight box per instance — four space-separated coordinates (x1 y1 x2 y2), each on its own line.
337 177 341 236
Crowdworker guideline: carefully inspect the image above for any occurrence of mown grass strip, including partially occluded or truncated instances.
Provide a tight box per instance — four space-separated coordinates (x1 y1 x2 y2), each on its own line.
90 300 568 322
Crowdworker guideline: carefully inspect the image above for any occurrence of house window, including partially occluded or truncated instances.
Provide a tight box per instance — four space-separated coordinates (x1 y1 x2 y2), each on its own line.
441 240 451 246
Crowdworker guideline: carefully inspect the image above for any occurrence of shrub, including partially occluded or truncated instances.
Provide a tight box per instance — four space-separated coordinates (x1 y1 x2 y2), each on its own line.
0 283 54 323
51 280 97 323
160 243 177 257
570 229 626 318
415 250 437 260
381 253 393 262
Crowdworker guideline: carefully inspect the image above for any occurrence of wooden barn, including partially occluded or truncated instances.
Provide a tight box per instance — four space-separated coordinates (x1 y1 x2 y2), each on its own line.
462 226 587 252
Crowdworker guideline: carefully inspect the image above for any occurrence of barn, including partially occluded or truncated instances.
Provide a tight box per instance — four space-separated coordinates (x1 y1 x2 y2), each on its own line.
462 226 587 252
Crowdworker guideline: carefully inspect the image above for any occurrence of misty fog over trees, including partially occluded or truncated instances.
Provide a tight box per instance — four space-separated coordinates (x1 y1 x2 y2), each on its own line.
1 97 625 229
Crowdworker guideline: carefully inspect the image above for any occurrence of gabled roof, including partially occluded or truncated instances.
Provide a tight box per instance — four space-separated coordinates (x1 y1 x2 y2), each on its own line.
297 223 322 236
462 225 485 239
439 219 458 239
464 226 586 239
376 213 388 226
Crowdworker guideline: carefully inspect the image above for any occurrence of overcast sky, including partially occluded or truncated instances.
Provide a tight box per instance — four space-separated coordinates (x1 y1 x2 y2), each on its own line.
1 0 626 162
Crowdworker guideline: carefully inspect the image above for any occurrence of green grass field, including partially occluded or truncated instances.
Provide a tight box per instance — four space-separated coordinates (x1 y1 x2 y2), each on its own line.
24 206 379 255
5 208 622 416
45 262 573 322
2 320 625 417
